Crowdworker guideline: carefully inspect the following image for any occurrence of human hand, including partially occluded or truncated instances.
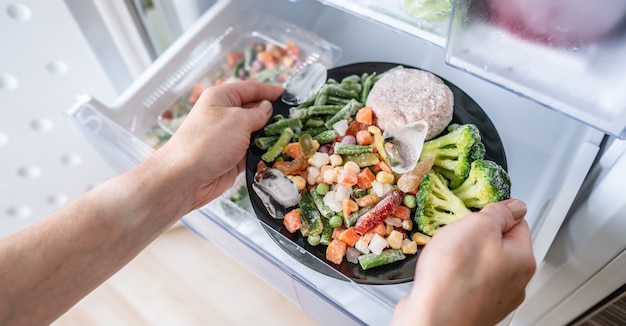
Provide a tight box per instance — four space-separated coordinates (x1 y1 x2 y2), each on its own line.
390 198 536 326
151 80 283 211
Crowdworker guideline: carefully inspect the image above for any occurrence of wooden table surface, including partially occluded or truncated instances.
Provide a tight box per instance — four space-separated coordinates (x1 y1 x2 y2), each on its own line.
53 224 317 326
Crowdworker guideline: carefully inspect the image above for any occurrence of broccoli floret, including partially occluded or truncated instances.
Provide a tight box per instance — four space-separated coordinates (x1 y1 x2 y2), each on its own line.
414 172 472 236
452 159 511 209
420 124 484 189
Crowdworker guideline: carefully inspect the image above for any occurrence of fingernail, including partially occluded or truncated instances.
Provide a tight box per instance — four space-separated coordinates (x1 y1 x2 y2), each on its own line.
259 100 272 114
506 199 527 220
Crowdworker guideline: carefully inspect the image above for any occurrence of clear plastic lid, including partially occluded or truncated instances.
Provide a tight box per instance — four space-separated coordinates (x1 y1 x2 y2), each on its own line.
446 0 626 139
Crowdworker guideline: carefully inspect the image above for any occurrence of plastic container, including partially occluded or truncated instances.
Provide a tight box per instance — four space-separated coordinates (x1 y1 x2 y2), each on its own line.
145 14 341 147
446 0 626 139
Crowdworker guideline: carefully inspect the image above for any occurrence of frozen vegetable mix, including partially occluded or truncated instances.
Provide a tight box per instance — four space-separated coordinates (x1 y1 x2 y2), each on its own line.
253 66 511 270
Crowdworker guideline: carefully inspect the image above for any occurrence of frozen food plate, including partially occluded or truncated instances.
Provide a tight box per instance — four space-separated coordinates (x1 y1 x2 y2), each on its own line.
246 62 507 284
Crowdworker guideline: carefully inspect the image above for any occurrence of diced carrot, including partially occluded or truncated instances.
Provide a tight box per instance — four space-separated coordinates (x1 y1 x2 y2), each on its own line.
338 227 361 247
376 161 392 174
283 209 303 233
226 51 243 67
393 205 411 220
345 121 369 137
356 130 373 145
371 223 387 237
342 199 352 221
337 169 358 187
326 239 347 265
188 82 205 104
362 231 374 244
355 106 373 125
257 51 274 65
286 40 300 57
281 142 302 159
357 168 376 189
332 226 346 240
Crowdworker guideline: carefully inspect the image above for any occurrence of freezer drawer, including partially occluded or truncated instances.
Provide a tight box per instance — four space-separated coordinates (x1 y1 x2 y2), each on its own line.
67 0 605 324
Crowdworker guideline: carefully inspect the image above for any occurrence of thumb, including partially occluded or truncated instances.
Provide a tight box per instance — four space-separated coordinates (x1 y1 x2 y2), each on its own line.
480 198 527 234
243 100 273 132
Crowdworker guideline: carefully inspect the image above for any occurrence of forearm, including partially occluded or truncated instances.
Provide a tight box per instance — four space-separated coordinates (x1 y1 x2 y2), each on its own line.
0 154 198 325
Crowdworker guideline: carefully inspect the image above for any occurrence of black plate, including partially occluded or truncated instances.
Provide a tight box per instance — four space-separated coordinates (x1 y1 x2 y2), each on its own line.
246 62 507 285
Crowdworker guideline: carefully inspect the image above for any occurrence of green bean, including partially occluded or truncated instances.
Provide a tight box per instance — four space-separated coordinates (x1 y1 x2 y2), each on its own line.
262 127 293 162
326 96 352 106
289 107 308 120
310 188 334 218
254 136 278 150
361 72 377 103
304 118 325 128
325 84 360 100
341 77 362 94
306 105 344 116
299 92 317 108
341 74 361 84
264 118 302 136
358 249 406 270
314 86 329 106
320 217 333 246
313 130 338 144
293 127 327 141
324 99 361 129
333 143 373 155
344 205 373 228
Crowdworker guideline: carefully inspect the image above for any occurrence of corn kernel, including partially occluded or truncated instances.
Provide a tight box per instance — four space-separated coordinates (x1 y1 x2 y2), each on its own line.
376 171 395 184
348 199 359 213
306 166 320 185
329 154 343 166
402 219 413 231
412 232 431 245
289 175 306 190
343 161 360 173
401 238 418 254
312 139 320 151
385 224 393 236
323 168 339 184
386 230 403 249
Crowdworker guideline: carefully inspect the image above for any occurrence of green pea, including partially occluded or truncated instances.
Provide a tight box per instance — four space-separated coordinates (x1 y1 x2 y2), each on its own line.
316 183 329 195
328 215 343 229
307 234 321 246
403 194 417 209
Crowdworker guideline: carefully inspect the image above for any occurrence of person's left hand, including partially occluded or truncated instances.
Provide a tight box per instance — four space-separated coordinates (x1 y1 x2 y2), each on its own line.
152 80 283 211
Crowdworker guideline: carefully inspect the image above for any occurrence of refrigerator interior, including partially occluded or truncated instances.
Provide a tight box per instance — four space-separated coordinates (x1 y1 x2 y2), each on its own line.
64 0 615 324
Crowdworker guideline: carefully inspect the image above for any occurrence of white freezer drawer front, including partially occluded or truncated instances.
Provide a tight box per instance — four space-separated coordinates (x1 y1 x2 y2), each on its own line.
66 0 605 324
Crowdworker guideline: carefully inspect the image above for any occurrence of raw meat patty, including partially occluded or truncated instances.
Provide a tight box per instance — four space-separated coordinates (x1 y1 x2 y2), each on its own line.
366 68 453 140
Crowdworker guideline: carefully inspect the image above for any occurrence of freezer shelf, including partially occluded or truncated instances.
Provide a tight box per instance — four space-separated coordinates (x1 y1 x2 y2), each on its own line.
317 0 451 46
323 0 626 139
67 0 605 324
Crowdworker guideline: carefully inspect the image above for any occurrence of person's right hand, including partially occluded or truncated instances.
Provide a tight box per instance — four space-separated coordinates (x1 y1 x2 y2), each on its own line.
390 198 536 325
150 80 283 213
